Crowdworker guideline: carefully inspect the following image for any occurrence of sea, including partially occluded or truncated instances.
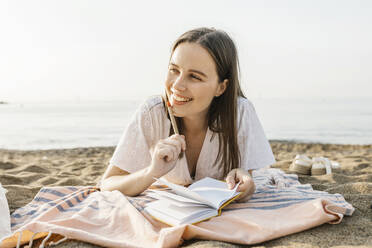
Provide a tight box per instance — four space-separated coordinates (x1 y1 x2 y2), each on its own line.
0 97 371 150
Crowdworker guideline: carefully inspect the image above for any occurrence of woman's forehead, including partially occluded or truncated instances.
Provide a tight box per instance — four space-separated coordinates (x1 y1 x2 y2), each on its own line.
170 42 217 76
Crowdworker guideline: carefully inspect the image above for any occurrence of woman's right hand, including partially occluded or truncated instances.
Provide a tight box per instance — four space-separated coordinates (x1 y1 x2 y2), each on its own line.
148 134 186 178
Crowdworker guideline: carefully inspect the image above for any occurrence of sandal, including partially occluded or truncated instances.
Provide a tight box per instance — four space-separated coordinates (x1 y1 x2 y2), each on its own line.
290 155 341 176
289 154 312 175
311 157 332 175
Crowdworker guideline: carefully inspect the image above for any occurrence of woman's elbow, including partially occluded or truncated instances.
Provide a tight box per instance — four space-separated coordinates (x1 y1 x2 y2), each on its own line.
99 177 119 192
98 178 112 192
99 177 139 197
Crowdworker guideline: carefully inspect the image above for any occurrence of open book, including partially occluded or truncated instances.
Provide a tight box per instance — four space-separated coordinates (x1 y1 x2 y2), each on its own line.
144 177 242 226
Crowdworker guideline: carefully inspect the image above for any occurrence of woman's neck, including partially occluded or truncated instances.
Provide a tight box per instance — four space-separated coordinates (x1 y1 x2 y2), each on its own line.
181 116 208 135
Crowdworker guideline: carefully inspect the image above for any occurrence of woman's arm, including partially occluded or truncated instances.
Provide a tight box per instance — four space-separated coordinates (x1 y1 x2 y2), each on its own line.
100 165 157 197
101 134 186 196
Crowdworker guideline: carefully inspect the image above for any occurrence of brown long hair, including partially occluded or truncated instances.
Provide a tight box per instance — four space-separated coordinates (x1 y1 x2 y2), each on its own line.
165 27 246 178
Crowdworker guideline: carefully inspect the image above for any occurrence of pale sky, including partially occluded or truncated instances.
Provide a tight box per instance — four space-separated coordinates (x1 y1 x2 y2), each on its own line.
0 0 371 102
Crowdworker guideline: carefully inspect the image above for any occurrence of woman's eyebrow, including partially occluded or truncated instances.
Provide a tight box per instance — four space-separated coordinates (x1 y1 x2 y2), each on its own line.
170 63 208 78
189 69 208 79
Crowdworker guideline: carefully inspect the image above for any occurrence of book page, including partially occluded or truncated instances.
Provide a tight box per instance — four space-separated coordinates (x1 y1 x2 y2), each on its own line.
188 177 241 209
145 206 181 226
146 199 213 222
147 190 210 207
154 177 215 207
146 177 242 226
188 177 228 190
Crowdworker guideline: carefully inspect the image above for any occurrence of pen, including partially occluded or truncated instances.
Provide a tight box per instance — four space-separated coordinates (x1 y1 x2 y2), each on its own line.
165 91 184 158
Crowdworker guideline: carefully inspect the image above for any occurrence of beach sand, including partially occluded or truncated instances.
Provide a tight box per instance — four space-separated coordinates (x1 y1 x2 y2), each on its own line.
1 141 371 247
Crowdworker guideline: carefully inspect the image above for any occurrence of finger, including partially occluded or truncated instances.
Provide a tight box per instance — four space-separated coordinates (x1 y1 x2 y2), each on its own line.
225 169 237 189
167 145 178 162
237 175 252 192
162 139 182 153
157 147 171 161
170 145 178 162
157 147 175 162
169 134 186 151
179 135 186 151
162 140 181 158
157 147 169 161
237 182 248 192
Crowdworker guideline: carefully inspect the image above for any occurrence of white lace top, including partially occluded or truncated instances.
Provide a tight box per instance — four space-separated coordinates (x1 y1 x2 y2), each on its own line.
109 95 275 185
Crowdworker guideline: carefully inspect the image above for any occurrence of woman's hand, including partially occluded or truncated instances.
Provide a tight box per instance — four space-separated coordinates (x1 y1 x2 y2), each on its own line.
225 168 255 202
148 134 186 178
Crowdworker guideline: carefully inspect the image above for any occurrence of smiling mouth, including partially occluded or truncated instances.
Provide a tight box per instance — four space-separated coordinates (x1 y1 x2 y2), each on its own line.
172 94 193 103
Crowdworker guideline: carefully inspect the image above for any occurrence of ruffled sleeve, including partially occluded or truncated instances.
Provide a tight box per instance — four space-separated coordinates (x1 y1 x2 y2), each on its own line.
108 100 155 173
237 98 276 170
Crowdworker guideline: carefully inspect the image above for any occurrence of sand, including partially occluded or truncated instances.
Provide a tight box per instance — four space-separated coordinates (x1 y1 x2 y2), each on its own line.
1 141 371 248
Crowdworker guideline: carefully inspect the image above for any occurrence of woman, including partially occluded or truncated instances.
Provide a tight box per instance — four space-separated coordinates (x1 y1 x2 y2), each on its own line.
101 27 275 202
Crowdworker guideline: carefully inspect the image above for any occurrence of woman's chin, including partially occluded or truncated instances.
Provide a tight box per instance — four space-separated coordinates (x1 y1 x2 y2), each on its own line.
171 105 187 117
173 112 186 118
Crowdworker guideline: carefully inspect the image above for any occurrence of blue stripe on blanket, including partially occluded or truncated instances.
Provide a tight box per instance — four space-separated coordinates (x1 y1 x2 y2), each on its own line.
65 199 74 207
224 200 314 211
34 195 74 204
40 188 67 197
11 209 37 218
32 188 87 204
251 192 341 201
249 197 316 203
56 205 80 212
74 195 82 203
34 189 89 205
251 193 311 200
34 197 53 203
255 189 331 195
250 198 346 204
12 201 64 221
283 175 298 180
11 207 49 227
12 198 99 227
293 185 313 189
56 202 100 212
257 185 313 191
225 199 352 214
252 176 267 180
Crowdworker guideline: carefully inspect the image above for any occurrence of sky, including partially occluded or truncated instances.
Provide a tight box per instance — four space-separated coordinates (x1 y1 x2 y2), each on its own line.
0 0 371 103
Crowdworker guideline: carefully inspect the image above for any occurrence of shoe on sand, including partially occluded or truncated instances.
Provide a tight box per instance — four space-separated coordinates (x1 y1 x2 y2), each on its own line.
311 162 326 175
331 161 341 170
290 155 341 176
311 157 332 175
289 154 312 175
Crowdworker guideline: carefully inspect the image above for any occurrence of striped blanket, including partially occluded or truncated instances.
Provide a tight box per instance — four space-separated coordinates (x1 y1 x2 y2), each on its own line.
0 168 354 248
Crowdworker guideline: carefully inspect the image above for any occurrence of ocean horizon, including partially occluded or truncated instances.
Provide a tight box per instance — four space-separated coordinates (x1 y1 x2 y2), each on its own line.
1 97 371 150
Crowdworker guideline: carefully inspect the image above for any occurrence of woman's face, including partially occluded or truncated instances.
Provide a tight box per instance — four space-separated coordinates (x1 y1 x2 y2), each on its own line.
165 42 227 119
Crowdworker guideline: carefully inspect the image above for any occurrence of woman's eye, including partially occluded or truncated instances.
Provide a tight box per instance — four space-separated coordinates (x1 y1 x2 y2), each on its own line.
169 68 178 73
191 74 202 81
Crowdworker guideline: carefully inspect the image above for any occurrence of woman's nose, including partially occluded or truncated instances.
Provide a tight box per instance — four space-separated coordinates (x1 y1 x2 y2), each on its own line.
172 75 187 91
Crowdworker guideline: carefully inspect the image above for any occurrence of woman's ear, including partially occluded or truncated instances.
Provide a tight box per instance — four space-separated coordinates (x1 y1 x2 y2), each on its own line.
215 79 228 97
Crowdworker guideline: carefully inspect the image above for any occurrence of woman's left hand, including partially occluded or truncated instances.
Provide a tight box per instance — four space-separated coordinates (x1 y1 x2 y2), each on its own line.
225 168 255 202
